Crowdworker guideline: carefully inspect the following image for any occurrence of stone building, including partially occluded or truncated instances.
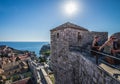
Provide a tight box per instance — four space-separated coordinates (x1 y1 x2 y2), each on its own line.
50 22 120 84
1 61 28 78
50 22 108 68
50 22 107 49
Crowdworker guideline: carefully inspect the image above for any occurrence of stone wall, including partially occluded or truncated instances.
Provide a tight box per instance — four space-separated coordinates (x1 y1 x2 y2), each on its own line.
112 32 120 49
50 28 108 50
50 28 108 74
50 28 119 84
113 32 120 39
50 22 115 84
51 51 120 84
79 31 108 48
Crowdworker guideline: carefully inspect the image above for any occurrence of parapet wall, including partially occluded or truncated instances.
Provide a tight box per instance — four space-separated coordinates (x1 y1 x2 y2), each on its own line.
72 52 120 84
80 31 108 48
52 51 120 84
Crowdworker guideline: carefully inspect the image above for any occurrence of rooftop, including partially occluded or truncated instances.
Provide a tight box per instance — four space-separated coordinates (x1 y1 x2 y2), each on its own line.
50 22 88 32
12 77 33 84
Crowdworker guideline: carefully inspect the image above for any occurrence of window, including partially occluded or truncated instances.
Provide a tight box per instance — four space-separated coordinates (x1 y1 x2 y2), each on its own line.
78 32 81 41
57 33 59 38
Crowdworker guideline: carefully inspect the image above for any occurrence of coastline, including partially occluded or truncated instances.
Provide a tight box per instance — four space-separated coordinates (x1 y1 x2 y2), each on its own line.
0 42 49 57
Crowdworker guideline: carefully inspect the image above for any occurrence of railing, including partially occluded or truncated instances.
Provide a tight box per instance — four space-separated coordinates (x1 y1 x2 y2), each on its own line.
69 46 120 63
69 46 120 78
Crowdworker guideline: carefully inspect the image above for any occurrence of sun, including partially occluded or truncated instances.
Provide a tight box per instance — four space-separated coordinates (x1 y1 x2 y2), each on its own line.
63 1 80 17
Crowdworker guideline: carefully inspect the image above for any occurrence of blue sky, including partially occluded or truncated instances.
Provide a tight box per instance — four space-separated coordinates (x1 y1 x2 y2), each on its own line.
0 0 120 42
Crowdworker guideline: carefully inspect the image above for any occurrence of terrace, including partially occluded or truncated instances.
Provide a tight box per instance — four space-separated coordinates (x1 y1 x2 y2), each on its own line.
69 46 120 81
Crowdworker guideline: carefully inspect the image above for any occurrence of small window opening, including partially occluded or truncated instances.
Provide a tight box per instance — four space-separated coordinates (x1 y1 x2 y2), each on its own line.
57 33 59 38
78 32 81 41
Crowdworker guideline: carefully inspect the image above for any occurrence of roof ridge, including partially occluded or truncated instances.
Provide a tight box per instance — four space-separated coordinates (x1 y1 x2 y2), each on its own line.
51 22 88 31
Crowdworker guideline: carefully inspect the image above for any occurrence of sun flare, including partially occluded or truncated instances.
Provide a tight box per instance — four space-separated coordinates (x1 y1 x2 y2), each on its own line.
62 1 81 17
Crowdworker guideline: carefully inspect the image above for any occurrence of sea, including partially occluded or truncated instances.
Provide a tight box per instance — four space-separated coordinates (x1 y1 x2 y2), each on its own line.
0 42 49 57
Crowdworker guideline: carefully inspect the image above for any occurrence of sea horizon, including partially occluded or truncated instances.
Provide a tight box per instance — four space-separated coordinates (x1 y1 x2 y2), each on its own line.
0 41 50 42
0 41 49 57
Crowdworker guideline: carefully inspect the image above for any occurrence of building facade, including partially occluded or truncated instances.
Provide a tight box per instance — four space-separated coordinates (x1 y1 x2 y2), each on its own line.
50 22 119 84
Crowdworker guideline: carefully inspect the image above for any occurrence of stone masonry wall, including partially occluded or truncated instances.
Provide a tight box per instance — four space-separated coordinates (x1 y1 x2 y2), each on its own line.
71 52 120 84
51 50 120 84
50 23 113 84
50 28 108 51
50 27 109 84
80 31 108 48
113 32 120 49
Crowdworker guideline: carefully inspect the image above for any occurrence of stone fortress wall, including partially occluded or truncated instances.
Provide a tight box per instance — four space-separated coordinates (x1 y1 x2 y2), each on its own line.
50 22 120 84
51 50 120 84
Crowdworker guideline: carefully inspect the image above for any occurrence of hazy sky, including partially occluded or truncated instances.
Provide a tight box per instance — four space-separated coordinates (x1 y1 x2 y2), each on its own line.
0 0 120 42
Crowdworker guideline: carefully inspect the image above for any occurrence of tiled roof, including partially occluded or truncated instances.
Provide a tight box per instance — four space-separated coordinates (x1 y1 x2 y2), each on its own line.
51 22 88 31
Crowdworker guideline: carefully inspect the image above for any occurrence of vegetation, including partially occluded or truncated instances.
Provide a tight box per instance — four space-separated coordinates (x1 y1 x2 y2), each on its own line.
40 44 50 55
23 72 32 78
41 50 50 56
49 74 55 84
39 44 50 63
11 75 21 82
39 57 47 62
